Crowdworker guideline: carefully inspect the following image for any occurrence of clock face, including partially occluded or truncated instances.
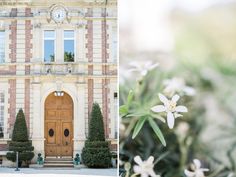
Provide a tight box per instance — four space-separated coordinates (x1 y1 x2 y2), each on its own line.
52 8 66 23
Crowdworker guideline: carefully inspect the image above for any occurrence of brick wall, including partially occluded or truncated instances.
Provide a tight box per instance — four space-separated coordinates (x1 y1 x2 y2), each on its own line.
8 79 16 135
24 8 32 129
88 79 94 118
9 19 17 63
86 8 94 117
101 8 111 138
24 79 30 129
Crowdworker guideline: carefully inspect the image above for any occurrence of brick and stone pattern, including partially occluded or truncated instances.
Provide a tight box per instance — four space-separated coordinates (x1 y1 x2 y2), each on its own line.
25 79 30 129
25 7 32 75
8 79 16 136
86 8 93 63
87 79 94 117
0 144 8 151
9 21 17 63
85 8 94 135
101 8 111 138
24 8 32 128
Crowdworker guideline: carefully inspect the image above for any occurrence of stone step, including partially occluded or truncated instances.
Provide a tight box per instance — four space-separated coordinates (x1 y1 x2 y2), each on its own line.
45 158 73 161
44 160 73 164
43 163 74 168
44 157 74 167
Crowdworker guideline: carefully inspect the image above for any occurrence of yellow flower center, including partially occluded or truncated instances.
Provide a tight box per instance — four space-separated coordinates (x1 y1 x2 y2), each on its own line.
167 101 176 112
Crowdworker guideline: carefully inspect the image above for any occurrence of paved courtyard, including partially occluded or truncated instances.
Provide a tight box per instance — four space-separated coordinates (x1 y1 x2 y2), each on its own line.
0 167 117 177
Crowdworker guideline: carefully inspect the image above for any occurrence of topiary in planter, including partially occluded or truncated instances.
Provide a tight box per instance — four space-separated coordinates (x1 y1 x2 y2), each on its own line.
74 153 80 165
6 109 34 167
81 103 111 168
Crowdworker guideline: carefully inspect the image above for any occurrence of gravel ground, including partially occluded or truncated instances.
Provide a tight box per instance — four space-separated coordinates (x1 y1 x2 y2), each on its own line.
0 167 117 177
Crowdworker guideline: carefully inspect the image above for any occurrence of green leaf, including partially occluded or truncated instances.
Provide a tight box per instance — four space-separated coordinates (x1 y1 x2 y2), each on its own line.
126 112 148 118
154 151 170 165
132 116 147 139
148 117 166 146
127 90 134 107
119 105 128 116
150 114 166 123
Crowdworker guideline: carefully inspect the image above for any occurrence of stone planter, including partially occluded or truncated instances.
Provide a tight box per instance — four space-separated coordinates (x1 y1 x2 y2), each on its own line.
29 164 44 168
74 164 86 169
111 158 117 168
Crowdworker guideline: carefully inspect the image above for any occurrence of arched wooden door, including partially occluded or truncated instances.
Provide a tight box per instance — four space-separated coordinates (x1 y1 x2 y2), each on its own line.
45 92 73 157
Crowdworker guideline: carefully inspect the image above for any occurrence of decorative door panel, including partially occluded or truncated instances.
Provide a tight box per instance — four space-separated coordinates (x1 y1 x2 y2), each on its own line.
61 121 73 156
45 121 58 156
45 92 73 157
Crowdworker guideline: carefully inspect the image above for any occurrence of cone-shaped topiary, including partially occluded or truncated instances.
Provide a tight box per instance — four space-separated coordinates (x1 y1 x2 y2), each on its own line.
81 103 111 168
88 103 105 141
6 109 34 166
12 109 28 142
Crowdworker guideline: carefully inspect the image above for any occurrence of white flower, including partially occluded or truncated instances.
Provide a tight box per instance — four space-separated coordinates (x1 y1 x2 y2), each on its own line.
151 93 188 129
163 77 195 96
175 122 189 138
133 156 160 177
184 159 209 177
129 61 159 77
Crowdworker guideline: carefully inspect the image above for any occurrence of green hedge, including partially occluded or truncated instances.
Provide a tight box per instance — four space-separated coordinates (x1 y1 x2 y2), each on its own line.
6 151 34 162
81 144 111 168
85 141 109 148
81 103 111 168
6 109 34 166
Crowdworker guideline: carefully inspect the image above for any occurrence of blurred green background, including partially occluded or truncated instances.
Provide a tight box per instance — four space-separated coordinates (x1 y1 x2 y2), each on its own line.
119 1 236 176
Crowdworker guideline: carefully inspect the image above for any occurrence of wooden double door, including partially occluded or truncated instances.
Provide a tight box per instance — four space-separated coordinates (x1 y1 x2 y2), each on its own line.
45 92 73 157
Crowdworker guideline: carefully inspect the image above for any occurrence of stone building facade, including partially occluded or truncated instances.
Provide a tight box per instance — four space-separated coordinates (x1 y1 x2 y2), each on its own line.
0 0 117 165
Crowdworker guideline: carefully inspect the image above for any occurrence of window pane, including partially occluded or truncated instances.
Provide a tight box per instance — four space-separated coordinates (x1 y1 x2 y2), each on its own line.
0 31 5 63
44 40 54 62
44 31 55 39
64 40 74 62
64 30 74 39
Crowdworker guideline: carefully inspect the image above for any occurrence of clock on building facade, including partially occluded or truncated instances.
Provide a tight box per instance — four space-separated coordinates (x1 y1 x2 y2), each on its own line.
51 6 67 23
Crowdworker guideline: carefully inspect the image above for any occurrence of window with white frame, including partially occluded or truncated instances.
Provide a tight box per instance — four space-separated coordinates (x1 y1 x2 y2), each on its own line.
0 31 5 63
0 92 4 138
44 30 55 62
64 30 75 62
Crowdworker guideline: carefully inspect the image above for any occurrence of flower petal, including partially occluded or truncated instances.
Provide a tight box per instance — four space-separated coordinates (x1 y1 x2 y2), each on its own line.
175 106 188 113
174 113 183 118
148 169 158 177
193 159 201 169
184 86 196 96
146 156 154 165
184 169 195 177
134 156 143 166
133 165 142 174
167 112 175 129
147 63 159 70
201 168 209 172
158 93 169 105
172 94 180 102
140 173 149 177
141 70 148 76
151 105 166 113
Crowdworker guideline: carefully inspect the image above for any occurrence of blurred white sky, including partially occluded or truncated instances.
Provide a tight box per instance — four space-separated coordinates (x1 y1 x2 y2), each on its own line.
119 0 236 52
